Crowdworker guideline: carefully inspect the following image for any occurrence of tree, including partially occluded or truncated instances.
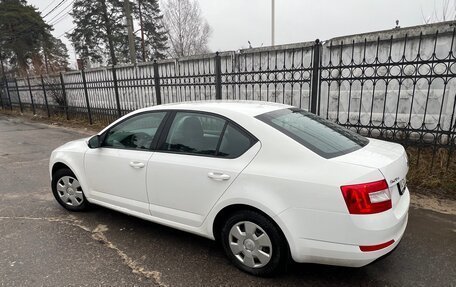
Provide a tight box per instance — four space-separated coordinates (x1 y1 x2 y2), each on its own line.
162 0 211 58
136 0 169 60
0 0 50 75
43 75 66 107
69 0 129 66
30 34 69 74
422 0 456 23
69 0 169 65
42 35 69 73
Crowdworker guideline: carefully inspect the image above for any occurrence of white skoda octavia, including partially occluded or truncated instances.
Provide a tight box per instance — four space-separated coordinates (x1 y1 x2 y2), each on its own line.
49 101 409 276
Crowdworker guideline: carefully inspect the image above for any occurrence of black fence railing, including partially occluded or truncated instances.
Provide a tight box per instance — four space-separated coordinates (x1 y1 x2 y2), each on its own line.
1 22 456 170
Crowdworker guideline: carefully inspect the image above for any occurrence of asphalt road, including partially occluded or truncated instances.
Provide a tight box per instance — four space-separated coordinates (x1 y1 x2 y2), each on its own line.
0 114 455 287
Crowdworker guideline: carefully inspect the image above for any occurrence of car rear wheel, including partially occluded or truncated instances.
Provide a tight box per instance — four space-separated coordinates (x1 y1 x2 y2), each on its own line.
220 210 288 276
52 168 89 211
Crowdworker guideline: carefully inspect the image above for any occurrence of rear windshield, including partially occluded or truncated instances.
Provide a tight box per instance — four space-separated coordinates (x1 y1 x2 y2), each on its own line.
256 108 369 158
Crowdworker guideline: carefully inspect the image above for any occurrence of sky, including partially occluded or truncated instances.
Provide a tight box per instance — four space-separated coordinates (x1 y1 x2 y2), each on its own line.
28 0 455 68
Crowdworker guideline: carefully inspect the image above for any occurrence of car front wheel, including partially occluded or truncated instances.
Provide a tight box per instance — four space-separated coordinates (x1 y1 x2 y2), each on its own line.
52 168 89 211
220 210 288 276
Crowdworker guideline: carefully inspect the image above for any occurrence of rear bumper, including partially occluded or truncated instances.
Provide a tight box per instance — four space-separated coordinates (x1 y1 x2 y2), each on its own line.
290 213 407 267
276 188 410 267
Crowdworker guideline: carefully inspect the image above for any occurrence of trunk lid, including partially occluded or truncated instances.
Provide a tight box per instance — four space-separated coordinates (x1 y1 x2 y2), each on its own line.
331 138 408 188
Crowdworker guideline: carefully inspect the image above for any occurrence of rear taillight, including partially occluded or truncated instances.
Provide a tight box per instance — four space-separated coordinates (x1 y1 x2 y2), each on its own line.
341 180 391 214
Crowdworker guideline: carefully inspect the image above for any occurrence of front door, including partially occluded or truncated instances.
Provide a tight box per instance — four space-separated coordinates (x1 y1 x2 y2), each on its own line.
85 111 167 214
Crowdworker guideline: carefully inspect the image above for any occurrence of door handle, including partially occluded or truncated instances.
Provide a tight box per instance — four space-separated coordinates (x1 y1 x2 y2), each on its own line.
208 172 230 181
129 161 145 169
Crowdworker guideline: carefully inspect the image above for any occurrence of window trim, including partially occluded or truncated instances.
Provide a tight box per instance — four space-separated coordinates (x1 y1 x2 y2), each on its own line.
214 121 229 156
155 110 259 159
99 111 171 152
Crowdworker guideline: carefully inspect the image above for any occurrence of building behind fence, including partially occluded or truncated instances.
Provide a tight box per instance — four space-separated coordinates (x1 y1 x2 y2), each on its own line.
1 21 456 168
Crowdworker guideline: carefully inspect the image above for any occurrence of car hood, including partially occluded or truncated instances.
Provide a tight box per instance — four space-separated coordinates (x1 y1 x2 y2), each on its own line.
54 137 91 152
330 138 408 187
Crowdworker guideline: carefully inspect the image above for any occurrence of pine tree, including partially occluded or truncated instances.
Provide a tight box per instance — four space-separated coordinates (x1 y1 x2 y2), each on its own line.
69 0 169 65
68 0 129 66
42 34 69 73
0 0 51 75
136 0 168 60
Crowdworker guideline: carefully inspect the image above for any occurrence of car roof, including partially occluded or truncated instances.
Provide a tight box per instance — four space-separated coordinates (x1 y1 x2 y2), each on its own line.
141 100 292 117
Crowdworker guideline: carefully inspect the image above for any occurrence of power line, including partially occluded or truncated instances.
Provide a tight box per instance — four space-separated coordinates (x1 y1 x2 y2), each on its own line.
47 0 75 23
43 0 68 18
49 13 70 26
41 0 59 14
57 27 75 38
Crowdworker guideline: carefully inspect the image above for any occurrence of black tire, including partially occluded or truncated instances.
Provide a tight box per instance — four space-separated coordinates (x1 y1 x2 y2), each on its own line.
51 168 90 211
220 210 289 276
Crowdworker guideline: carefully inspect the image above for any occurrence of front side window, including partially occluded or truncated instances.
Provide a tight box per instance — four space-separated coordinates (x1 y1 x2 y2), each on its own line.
103 112 166 150
256 108 369 158
160 112 256 157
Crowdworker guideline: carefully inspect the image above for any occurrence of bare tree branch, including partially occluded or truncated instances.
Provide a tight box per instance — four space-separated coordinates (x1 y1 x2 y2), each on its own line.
162 0 212 58
422 0 456 24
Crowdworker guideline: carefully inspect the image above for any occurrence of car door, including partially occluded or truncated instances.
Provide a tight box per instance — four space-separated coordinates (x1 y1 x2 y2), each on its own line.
84 111 167 215
146 111 261 227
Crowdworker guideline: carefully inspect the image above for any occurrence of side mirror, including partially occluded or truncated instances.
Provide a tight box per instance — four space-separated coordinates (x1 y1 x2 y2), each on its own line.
88 135 101 149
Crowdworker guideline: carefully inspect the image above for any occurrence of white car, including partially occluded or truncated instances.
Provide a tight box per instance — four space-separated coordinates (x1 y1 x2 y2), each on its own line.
49 101 409 276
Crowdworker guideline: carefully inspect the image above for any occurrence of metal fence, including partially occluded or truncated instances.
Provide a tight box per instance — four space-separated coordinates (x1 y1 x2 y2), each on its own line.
1 22 456 169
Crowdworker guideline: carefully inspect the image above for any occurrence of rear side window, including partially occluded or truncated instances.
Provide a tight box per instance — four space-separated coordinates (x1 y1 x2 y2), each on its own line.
162 112 225 155
256 108 369 158
218 123 252 158
160 112 257 158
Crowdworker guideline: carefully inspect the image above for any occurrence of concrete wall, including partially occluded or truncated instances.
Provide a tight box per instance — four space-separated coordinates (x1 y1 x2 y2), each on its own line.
319 21 456 141
3 21 456 141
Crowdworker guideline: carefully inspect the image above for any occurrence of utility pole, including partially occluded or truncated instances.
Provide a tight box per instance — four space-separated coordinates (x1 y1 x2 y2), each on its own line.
271 0 275 46
124 0 136 64
0 52 5 78
73 44 78 70
44 53 49 74
138 0 146 62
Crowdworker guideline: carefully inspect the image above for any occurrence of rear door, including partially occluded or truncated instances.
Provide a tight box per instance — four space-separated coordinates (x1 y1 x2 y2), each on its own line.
146 111 260 227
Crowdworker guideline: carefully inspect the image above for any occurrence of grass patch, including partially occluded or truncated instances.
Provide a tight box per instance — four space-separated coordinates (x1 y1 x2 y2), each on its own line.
406 147 456 200
0 108 107 133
